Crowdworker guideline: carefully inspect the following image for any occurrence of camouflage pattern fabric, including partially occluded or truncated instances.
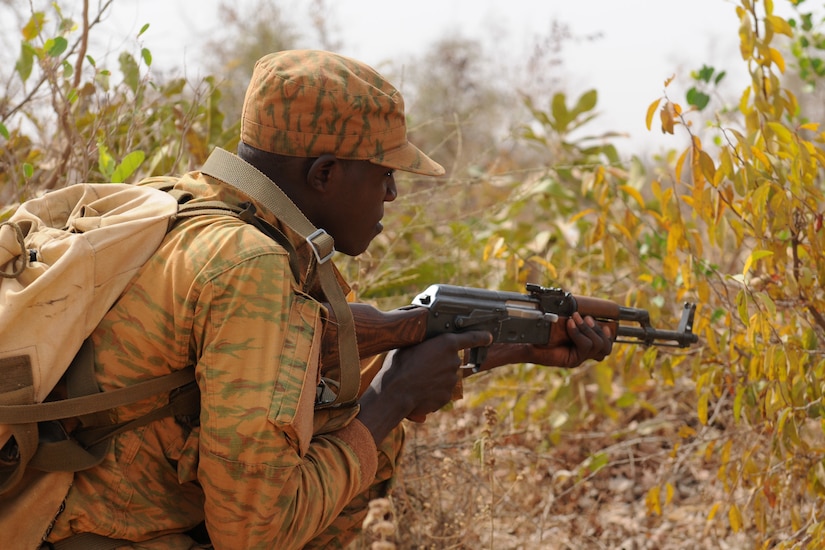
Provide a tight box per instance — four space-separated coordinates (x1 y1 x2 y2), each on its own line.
44 156 404 549
241 49 445 177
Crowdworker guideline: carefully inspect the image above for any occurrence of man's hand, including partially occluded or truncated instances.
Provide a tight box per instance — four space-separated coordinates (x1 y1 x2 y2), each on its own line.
529 312 614 367
357 330 492 444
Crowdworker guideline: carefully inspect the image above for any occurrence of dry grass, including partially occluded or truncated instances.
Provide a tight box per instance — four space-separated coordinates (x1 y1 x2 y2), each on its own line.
350 372 763 550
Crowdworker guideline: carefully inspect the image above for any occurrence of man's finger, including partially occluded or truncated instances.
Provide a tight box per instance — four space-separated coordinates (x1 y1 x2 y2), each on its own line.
451 330 493 351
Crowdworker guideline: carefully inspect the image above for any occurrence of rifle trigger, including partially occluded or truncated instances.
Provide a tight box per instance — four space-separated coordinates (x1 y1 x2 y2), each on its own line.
467 346 488 370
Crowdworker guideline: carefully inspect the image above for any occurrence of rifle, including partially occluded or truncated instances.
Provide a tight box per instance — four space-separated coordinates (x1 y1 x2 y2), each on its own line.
321 283 699 376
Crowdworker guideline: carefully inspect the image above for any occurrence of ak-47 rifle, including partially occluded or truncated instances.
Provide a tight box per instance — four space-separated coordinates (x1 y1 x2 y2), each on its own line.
321 283 698 376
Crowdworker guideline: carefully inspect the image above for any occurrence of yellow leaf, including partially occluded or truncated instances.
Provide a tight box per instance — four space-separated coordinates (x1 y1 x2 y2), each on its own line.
739 16 755 59
661 254 677 281
707 502 721 522
659 101 676 134
645 486 662 516
766 14 793 37
699 150 716 183
769 48 786 73
22 12 46 40
651 179 662 201
678 425 697 438
800 122 819 132
767 121 793 144
733 386 744 423
743 249 774 276
751 146 771 168
676 148 689 182
619 185 645 208
569 208 596 223
729 504 743 532
698 391 709 425
646 99 662 131
704 439 717 462
611 221 633 241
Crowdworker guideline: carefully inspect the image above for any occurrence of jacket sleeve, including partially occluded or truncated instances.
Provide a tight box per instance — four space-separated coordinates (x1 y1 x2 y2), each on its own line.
193 240 381 549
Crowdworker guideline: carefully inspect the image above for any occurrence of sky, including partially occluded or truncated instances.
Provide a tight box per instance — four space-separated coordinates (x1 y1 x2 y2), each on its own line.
95 0 798 156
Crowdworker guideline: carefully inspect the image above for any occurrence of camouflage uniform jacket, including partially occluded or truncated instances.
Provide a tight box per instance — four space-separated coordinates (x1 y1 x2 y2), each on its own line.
45 158 404 549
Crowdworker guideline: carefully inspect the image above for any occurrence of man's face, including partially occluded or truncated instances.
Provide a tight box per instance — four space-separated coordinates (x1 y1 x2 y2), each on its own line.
320 160 398 256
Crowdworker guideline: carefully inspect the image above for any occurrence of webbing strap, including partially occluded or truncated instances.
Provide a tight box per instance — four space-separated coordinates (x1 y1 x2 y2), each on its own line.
28 383 200 474
200 148 360 408
0 367 195 424
0 378 36 494
50 531 130 550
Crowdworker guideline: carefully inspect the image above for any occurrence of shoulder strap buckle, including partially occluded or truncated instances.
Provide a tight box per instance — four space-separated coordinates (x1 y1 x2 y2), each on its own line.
306 229 335 264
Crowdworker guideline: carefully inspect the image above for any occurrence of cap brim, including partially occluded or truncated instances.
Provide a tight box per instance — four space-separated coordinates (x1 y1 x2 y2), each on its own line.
371 142 445 177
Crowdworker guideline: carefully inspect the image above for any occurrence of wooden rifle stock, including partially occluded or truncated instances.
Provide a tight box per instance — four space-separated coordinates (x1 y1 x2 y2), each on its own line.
321 304 430 372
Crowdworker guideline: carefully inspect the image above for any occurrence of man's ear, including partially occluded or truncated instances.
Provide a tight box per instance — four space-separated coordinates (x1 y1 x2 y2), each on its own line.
306 153 340 193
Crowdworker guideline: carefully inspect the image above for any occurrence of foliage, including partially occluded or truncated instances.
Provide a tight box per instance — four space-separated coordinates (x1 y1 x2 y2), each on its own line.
202 0 304 123
0 1 236 213
353 1 825 547
643 0 825 545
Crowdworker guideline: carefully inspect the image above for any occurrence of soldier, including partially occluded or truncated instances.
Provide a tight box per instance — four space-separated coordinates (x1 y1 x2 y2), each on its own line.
42 50 612 549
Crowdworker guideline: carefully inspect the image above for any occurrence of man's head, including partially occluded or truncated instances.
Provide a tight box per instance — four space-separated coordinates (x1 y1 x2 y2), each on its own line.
237 50 443 256
240 49 444 177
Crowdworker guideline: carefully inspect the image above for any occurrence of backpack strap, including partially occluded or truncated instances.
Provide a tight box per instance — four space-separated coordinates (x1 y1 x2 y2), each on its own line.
48 532 130 550
0 345 196 425
200 148 360 408
0 340 196 493
0 355 39 495
22 339 199 474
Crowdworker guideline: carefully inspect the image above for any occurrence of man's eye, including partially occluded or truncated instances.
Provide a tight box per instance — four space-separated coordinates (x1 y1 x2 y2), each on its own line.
386 170 395 178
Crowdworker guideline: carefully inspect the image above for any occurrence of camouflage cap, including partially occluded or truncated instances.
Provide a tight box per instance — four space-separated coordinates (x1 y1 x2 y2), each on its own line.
241 49 445 177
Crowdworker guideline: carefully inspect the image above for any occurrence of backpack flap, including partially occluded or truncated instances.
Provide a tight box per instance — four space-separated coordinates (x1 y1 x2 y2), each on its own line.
0 184 178 405
0 183 179 494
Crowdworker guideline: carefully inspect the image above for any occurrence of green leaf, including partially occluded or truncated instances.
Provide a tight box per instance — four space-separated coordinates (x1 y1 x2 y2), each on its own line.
695 65 715 83
0 123 8 140
687 87 711 110
23 163 34 178
47 36 68 57
736 289 750 327
111 150 146 183
15 42 35 82
139 23 150 37
118 52 140 94
98 143 115 177
95 69 110 91
586 452 609 474
551 92 570 131
616 392 637 407
141 47 152 67
573 89 598 117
